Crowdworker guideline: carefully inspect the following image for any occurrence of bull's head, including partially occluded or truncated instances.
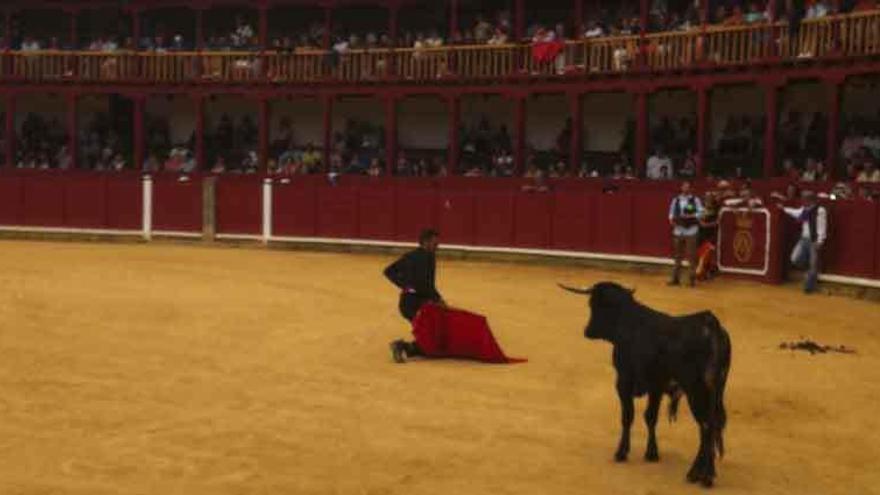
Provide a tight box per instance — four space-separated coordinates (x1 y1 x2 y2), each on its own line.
559 282 636 342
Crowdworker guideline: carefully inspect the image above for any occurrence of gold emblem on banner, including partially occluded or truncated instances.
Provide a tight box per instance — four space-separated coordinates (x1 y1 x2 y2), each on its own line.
733 211 754 263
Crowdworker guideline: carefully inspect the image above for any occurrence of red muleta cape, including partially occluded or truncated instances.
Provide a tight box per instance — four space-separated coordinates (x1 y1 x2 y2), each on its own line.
411 303 526 364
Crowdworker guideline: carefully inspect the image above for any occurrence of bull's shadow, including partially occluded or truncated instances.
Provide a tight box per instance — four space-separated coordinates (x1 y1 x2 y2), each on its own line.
560 282 732 488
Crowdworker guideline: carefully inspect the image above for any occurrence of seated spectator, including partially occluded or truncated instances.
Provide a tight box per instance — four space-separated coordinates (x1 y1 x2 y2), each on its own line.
771 182 802 206
211 156 227 174
583 20 606 38
744 2 768 23
487 27 509 45
857 160 880 182
241 151 258 174
844 161 860 181
474 15 493 43
523 162 541 179
521 169 551 193
658 164 673 180
395 154 413 176
801 157 820 181
548 159 568 178
301 143 321 171
56 146 72 170
21 37 41 51
806 0 832 19
231 15 255 49
367 158 383 177
164 148 187 172
814 160 830 181
646 148 673 179
111 153 127 171
679 151 697 178
781 158 801 180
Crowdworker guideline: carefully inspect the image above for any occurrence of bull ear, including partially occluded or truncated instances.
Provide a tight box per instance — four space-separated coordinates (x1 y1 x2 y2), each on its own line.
558 283 592 295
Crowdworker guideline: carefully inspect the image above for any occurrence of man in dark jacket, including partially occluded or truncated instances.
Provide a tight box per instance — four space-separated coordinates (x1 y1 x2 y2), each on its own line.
384 229 445 363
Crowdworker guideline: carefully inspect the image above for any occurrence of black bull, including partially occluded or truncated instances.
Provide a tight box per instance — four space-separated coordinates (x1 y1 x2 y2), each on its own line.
560 282 731 488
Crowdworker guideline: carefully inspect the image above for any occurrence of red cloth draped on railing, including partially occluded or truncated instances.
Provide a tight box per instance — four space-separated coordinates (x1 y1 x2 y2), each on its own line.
532 40 565 63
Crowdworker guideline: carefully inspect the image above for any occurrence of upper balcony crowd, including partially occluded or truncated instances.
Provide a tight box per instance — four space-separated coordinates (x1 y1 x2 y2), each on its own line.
1 0 878 84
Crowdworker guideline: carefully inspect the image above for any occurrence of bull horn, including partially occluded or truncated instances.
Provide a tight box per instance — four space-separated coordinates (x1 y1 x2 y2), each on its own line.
558 283 592 295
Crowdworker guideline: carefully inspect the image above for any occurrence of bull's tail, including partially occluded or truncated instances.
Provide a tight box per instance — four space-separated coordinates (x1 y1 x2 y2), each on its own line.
706 313 731 460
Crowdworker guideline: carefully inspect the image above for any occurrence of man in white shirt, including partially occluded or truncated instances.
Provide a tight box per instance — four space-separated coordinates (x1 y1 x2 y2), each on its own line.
668 180 704 287
647 148 673 179
779 190 828 294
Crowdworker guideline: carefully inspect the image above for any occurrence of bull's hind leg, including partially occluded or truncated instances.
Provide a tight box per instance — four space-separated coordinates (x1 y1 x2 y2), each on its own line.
685 389 715 487
644 390 662 462
614 379 635 462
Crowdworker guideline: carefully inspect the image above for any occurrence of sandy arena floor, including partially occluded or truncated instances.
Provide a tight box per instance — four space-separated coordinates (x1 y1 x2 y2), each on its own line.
0 240 878 495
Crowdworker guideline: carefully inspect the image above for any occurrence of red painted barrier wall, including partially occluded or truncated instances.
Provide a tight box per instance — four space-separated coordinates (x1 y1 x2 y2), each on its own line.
152 176 202 233
0 172 142 230
263 178 880 282
1 171 877 284
216 177 262 235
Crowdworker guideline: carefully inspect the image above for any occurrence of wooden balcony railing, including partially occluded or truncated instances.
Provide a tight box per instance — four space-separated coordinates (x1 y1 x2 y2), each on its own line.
2 9 877 86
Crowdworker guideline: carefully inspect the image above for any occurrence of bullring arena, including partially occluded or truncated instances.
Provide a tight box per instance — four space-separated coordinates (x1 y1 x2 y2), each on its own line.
1 239 878 495
3 0 880 493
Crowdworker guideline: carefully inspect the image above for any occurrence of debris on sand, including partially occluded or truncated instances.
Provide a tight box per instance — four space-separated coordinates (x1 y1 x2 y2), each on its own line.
779 339 857 355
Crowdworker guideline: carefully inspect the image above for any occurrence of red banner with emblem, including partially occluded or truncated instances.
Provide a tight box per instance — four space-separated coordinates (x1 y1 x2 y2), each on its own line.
717 208 771 275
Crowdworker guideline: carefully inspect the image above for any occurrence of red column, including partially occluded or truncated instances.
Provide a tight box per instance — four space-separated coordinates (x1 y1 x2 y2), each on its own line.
573 0 584 38
68 9 78 49
384 96 398 175
447 95 460 174
194 95 205 171
322 7 332 50
258 97 270 172
66 94 78 169
634 90 649 177
133 95 145 171
515 0 525 41
639 0 650 68
5 93 15 167
449 0 459 38
762 83 780 178
3 11 10 49
696 84 710 177
195 8 205 50
513 94 527 174
825 79 841 178
569 92 583 174
259 6 269 50
388 6 399 45
322 95 333 171
2 11 10 78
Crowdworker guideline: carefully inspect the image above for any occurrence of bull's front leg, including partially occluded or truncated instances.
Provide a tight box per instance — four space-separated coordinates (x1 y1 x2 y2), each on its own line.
615 378 635 462
644 390 662 462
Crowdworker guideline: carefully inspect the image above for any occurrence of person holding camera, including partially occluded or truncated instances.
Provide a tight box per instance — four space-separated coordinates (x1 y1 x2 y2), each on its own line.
668 180 704 287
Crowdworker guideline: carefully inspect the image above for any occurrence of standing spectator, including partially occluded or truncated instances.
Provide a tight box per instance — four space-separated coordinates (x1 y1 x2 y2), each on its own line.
696 192 721 281
857 160 880 182
668 180 704 287
779 190 828 294
646 148 673 179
